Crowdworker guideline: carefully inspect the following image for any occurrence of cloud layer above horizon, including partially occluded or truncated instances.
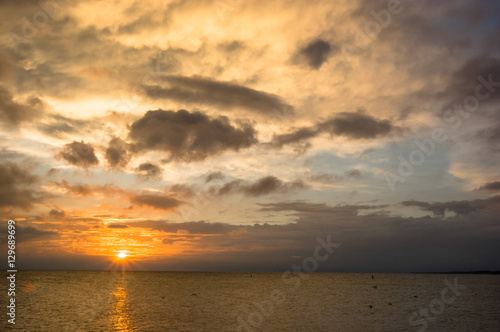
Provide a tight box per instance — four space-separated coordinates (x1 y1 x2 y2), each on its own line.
1 0 500 272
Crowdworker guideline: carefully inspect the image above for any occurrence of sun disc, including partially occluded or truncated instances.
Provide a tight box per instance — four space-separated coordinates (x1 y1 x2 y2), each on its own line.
117 252 127 258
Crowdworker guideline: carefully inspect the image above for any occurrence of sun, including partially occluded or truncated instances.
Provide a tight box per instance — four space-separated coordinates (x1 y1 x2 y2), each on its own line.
107 250 141 271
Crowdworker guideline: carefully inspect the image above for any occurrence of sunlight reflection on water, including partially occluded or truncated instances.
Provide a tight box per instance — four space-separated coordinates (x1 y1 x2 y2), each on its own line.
111 272 136 331
1 271 498 331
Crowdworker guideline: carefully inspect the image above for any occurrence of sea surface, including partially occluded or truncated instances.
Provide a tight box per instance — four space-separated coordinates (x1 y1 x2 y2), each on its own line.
1 271 499 331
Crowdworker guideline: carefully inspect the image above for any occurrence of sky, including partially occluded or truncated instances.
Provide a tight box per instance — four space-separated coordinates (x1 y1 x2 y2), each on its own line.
0 0 499 272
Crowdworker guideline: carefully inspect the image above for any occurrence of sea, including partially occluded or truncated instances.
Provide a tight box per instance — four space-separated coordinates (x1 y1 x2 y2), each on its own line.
1 271 499 331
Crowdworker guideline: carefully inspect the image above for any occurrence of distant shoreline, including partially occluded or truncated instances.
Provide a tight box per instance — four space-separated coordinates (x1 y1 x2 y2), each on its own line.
4 270 500 274
411 271 500 275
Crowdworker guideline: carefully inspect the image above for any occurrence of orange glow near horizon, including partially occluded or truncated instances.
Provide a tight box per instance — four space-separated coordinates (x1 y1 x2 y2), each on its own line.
107 251 140 271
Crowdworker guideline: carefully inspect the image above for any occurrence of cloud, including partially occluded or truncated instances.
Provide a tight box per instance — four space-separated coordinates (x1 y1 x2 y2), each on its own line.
307 169 363 184
245 177 283 196
307 173 341 184
205 171 225 183
0 86 44 127
217 40 245 53
128 220 237 235
476 181 500 192
15 225 59 242
0 162 43 209
129 193 182 211
37 112 138 140
477 123 500 144
272 111 395 148
345 169 362 178
128 109 257 161
272 127 319 147
143 75 293 115
168 184 195 198
318 111 393 139
218 176 308 197
244 176 305 196
107 224 129 229
134 162 162 179
440 55 500 107
105 137 132 169
37 114 93 139
54 180 124 197
217 179 243 196
57 141 99 168
117 195 500 272
401 196 500 217
259 201 388 215
297 39 337 69
48 209 65 217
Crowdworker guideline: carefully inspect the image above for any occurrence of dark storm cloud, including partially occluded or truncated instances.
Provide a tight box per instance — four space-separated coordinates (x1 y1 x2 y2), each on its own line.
105 137 131 169
57 141 99 168
217 176 308 197
118 17 155 35
143 76 293 115
244 176 306 196
38 112 137 140
440 55 500 107
205 171 225 183
119 198 500 272
345 169 362 178
8 19 121 99
477 123 500 144
297 39 337 69
129 193 182 211
128 220 237 235
217 40 245 53
0 86 44 126
307 169 364 184
272 127 320 147
476 181 500 192
134 162 162 179
241 199 499 272
307 173 341 184
128 109 257 161
54 180 124 197
56 181 95 196
107 224 129 229
244 176 284 196
49 209 65 217
259 201 388 216
0 52 17 82
16 225 59 242
168 184 195 198
37 114 93 139
217 179 243 196
272 111 394 148
0 162 43 209
401 196 500 217
318 112 393 139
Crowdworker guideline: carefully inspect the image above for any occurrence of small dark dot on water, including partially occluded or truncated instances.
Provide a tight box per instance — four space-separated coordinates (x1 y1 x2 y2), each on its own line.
388 302 392 305
369 305 373 308
373 286 377 289
414 296 418 298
